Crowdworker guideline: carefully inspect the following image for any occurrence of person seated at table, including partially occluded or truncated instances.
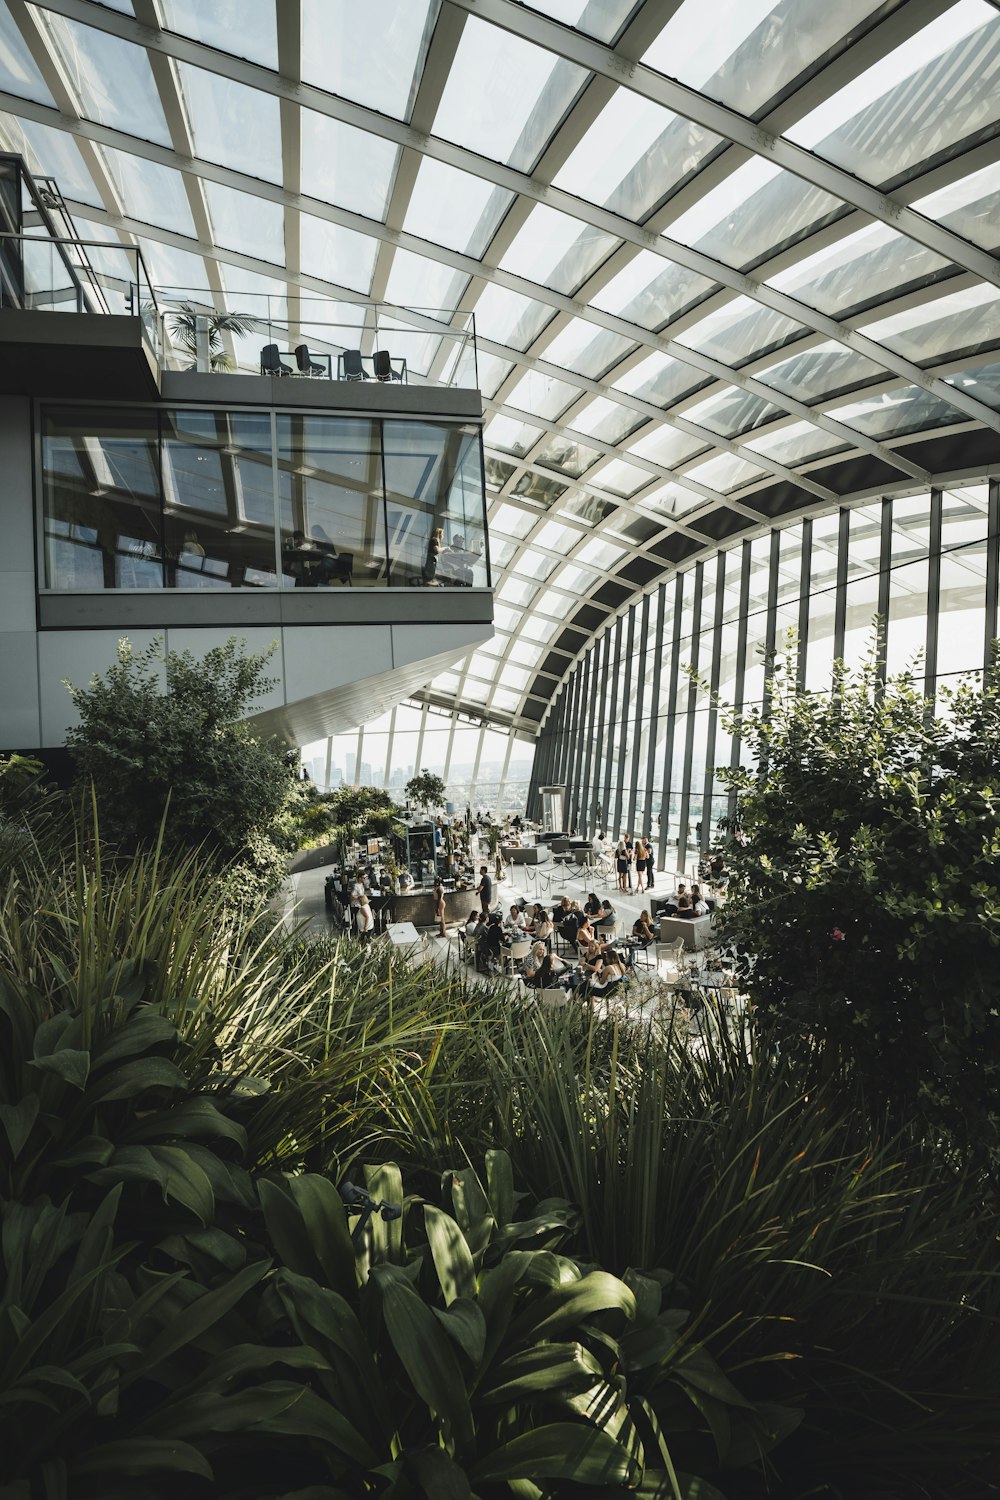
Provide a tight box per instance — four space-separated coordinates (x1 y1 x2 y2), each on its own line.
522 940 551 987
576 913 597 949
594 944 626 982
505 903 527 935
532 909 555 948
553 895 573 925
584 892 605 919
632 911 655 948
559 900 585 942
690 885 710 916
655 882 686 918
531 949 567 989
527 901 546 930
476 914 505 972
674 895 696 919
577 939 604 976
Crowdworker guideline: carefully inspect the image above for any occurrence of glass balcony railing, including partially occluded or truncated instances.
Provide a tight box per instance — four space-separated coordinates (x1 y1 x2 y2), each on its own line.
154 289 478 391
0 230 161 361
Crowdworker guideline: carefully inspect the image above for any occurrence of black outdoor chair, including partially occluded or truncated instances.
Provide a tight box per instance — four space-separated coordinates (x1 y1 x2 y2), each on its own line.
260 343 294 376
339 349 369 381
295 343 328 377
372 349 407 383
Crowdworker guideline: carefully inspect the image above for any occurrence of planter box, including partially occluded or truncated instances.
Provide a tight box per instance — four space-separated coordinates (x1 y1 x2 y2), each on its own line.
657 914 714 951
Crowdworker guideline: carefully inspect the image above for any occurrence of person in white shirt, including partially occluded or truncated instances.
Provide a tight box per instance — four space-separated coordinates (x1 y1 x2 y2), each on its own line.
355 895 374 942
505 904 527 934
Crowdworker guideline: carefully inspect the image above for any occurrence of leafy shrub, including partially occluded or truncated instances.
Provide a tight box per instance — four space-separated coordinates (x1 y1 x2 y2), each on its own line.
717 642 1000 1154
65 636 294 896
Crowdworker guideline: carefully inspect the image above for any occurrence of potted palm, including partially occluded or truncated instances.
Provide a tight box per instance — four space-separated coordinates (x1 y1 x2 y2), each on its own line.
165 304 258 371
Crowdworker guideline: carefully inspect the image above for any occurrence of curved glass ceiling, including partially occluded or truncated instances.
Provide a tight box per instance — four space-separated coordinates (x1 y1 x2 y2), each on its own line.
2 0 999 735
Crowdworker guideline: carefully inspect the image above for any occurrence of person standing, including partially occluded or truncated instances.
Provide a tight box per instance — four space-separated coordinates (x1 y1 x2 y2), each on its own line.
433 878 447 937
355 894 374 943
477 864 493 915
615 840 629 893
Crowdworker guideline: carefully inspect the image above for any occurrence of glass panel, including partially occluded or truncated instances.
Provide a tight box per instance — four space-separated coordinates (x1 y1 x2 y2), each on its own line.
685 452 765 493
913 159 1000 253
859 284 1000 366
0 5 55 105
162 409 278 588
662 157 843 270
554 91 722 221
500 205 619 295
685 388 786 439
205 181 284 263
100 146 196 236
627 425 706 466
936 486 989 679
472 283 554 349
301 0 440 123
1 117 101 206
787 5 1000 185
505 371 581 421
512 470 569 506
613 351 708 407
433 15 588 171
676 296 807 365
518 0 636 42
744 419 846 468
384 250 469 315
542 320 635 378
476 353 515 397
484 413 544 456
644 0 886 117
755 340 889 403
404 157 513 256
485 456 516 490
831 385 965 441
300 213 377 293
594 458 651 497
301 109 400 221
276 413 385 588
944 360 1000 412
768 222 951 319
492 502 536 539
570 396 644 446
41 406 162 590
534 434 602 477
592 250 715 327
36 11 171 145
383 422 487 587
159 0 277 67
639 479 706 518
175 61 282 181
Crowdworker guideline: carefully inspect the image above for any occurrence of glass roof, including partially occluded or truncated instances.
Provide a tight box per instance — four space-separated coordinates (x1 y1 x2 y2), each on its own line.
1 0 998 736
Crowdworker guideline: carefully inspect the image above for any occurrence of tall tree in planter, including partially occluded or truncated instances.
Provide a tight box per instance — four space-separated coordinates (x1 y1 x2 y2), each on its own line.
65 636 293 896
405 768 446 814
718 638 1000 1152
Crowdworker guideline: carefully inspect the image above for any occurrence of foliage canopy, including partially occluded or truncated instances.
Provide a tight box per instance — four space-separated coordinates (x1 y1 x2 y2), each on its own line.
718 639 1000 1148
65 635 293 893
405 768 447 812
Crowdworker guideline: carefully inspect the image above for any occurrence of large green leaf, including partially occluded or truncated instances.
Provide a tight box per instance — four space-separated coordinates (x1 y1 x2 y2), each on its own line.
0 1097 39 1160
409 1446 473 1499
513 1271 636 1342
485 1149 514 1229
431 1298 486 1369
121 1098 246 1151
70 1438 212 1480
424 1204 476 1306
28 1050 90 1091
259 1176 356 1292
477 1342 605 1405
469 1422 640 1486
372 1264 474 1443
136 1259 269 1374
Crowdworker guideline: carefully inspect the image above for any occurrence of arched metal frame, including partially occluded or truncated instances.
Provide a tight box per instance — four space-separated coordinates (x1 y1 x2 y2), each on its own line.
529 478 1000 870
2 0 1000 754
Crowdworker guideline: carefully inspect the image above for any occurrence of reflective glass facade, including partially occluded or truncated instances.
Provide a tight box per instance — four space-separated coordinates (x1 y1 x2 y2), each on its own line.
528 483 1000 869
40 407 488 592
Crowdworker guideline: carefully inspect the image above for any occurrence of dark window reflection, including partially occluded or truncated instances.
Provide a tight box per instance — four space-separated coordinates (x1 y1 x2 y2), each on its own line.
161 409 278 588
42 407 163 589
382 421 487 587
276 414 383 588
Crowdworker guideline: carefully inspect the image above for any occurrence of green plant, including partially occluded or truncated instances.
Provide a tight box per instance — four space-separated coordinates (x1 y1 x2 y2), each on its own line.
65 636 294 897
716 635 1000 1151
405 769 447 813
164 304 257 371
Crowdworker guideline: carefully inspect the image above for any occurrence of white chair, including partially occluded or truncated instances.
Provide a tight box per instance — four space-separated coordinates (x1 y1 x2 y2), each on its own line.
539 987 569 1008
505 938 532 976
655 938 686 983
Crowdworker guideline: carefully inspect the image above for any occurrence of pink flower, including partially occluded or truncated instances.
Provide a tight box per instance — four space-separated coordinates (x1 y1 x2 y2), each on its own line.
830 927 846 942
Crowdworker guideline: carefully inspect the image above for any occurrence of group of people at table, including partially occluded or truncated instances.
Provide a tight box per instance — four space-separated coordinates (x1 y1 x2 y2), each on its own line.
461 881 715 997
